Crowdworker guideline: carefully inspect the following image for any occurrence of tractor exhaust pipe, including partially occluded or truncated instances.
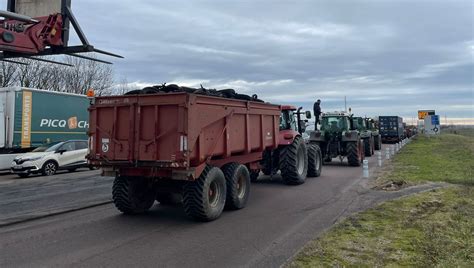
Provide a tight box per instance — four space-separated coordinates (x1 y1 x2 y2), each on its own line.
0 10 39 24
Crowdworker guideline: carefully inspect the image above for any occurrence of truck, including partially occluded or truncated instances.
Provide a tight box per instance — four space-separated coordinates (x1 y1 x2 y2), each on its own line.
88 88 320 221
0 87 89 171
379 116 404 143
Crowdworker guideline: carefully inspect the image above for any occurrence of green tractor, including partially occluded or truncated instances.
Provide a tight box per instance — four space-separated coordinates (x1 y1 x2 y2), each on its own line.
366 118 382 150
352 117 374 157
308 112 365 166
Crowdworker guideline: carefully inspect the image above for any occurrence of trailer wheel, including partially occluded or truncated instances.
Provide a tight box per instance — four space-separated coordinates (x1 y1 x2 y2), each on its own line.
279 136 308 185
307 143 322 177
112 176 155 214
363 138 372 157
221 163 250 210
374 135 382 150
183 166 226 221
347 142 362 166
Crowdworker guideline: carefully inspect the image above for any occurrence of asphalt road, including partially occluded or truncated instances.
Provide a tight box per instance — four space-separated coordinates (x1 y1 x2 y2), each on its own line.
0 169 111 226
0 147 419 267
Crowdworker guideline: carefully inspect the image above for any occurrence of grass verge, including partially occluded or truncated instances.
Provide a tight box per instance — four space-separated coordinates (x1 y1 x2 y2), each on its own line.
378 133 473 186
288 134 474 267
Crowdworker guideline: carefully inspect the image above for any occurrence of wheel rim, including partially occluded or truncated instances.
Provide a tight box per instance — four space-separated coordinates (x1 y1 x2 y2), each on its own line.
297 146 305 175
45 163 56 175
208 180 220 208
237 173 247 199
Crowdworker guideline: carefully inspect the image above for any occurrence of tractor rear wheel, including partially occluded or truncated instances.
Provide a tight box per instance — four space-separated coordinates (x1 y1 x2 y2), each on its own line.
307 143 322 177
182 166 226 221
279 136 308 185
221 163 250 210
370 136 375 155
374 135 382 150
112 176 155 214
363 138 372 157
347 142 362 166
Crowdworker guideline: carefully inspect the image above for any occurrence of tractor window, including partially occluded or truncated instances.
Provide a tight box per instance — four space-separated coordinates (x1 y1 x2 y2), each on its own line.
352 118 365 130
280 110 297 130
321 116 347 131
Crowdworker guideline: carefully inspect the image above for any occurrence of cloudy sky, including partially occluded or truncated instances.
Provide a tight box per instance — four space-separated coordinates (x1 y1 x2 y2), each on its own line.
5 0 473 121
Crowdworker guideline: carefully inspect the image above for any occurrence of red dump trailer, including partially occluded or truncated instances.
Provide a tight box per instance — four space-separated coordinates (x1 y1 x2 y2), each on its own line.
88 92 281 221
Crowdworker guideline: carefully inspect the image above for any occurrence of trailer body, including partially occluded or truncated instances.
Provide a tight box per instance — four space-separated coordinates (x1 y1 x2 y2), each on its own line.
379 116 404 143
88 92 281 180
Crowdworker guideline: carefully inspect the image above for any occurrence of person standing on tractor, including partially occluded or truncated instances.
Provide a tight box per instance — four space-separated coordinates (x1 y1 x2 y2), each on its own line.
313 99 322 129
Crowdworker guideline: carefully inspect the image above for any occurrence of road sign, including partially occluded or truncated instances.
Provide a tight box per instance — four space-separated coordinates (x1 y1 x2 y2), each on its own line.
418 110 435 119
424 115 440 135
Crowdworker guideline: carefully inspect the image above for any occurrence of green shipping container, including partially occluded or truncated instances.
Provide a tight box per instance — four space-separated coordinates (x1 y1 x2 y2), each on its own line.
0 87 89 149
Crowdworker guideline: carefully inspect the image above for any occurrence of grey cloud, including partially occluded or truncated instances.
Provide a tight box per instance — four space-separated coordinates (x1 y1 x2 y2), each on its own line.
1 0 472 119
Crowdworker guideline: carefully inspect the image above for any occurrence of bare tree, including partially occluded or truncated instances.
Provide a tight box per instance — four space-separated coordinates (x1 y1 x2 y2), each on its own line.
0 61 17 87
15 57 64 90
112 77 138 95
1 55 115 95
62 56 114 95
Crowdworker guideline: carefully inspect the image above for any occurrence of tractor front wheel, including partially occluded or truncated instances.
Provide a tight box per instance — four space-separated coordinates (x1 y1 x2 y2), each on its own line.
374 135 382 150
307 143 322 177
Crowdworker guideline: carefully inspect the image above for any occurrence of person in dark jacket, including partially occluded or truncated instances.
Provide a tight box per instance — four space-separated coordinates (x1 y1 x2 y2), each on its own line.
313 99 321 128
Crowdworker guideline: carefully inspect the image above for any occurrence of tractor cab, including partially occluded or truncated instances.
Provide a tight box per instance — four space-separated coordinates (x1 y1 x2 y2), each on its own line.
280 105 311 134
365 118 376 130
352 117 367 132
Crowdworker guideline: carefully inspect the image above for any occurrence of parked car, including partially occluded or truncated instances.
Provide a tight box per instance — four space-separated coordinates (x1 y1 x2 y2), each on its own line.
11 140 89 178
